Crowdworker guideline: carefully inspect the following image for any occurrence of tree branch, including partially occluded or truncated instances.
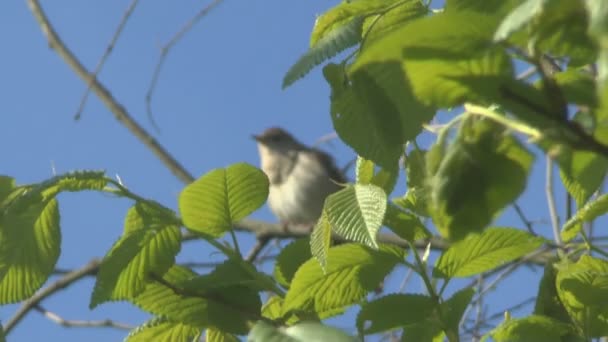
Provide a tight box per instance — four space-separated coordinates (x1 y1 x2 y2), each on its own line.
27 0 195 184
4 259 100 334
33 305 133 330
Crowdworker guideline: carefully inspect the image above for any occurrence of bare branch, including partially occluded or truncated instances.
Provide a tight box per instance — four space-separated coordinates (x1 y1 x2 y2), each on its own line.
4 259 100 334
145 0 224 129
27 0 194 185
546 156 562 246
74 0 140 120
33 305 133 330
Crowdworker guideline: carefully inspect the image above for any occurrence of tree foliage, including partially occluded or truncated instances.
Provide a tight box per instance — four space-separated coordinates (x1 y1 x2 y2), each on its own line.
5 0 608 341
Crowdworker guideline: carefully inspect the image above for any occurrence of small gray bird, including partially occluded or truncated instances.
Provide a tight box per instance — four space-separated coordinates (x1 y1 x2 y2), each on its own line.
253 127 346 228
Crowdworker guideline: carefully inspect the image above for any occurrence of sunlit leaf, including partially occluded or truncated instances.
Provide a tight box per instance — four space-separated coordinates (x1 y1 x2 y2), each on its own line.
179 163 268 237
125 317 202 342
434 227 544 278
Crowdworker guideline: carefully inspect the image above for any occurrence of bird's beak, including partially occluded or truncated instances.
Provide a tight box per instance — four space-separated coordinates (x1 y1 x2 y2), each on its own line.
252 134 261 142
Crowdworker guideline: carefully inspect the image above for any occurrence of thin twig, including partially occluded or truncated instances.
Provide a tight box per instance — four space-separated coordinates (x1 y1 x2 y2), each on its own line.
74 0 140 120
27 0 195 185
145 0 224 129
33 305 133 330
245 236 271 262
546 156 562 246
4 259 100 334
512 202 536 235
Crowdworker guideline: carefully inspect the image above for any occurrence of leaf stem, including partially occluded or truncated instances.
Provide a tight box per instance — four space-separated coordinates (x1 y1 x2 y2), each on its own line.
464 103 542 140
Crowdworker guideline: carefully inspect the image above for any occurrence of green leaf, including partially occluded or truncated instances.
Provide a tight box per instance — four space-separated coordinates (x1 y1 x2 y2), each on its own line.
429 118 534 240
310 0 409 46
179 258 275 293
534 264 572 325
179 163 268 237
490 315 574 342
362 1 429 46
355 157 399 194
400 321 444 342
561 194 608 242
310 212 332 270
325 63 410 170
356 294 435 334
553 70 598 108
283 17 363 89
0 199 60 303
132 265 259 335
442 288 475 335
325 184 387 248
556 255 608 337
434 227 544 278
493 0 547 42
248 321 358 342
274 238 312 288
261 296 284 321
90 203 181 308
283 244 403 316
383 204 431 242
206 327 239 342
354 11 512 109
446 0 521 16
0 176 15 202
125 317 202 342
2 171 107 214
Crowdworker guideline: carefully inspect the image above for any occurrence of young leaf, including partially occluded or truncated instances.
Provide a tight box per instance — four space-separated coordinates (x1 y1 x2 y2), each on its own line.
383 204 431 242
283 244 403 317
355 157 399 194
90 203 181 308
561 194 608 242
179 163 268 237
249 321 358 342
556 255 608 337
206 327 238 342
325 63 408 170
310 212 332 270
274 238 312 288
0 199 60 304
489 315 574 342
430 119 534 240
325 184 387 248
434 227 544 278
356 294 435 335
131 265 259 335
125 317 202 342
283 17 363 89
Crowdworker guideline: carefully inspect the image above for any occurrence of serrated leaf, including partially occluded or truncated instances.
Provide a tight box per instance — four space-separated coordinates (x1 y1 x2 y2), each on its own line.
274 238 312 288
261 296 284 320
434 227 544 278
248 321 358 342
556 255 608 337
325 63 409 170
180 258 274 293
326 184 387 248
0 199 60 303
283 17 363 89
362 0 429 45
442 288 474 335
355 157 399 194
493 0 547 42
534 264 572 324
310 212 332 270
2 171 107 215
207 327 239 342
356 294 435 334
283 244 403 316
311 0 386 46
179 163 268 237
353 11 512 109
383 204 431 242
90 203 181 308
125 316 202 342
430 118 534 240
132 265 259 335
400 321 444 342
561 194 608 242
489 315 574 342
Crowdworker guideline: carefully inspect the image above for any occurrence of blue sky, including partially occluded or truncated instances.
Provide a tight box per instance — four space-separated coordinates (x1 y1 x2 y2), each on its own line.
1 1 568 341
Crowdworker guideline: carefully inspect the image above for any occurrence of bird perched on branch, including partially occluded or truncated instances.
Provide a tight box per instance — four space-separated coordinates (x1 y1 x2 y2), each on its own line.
253 127 345 229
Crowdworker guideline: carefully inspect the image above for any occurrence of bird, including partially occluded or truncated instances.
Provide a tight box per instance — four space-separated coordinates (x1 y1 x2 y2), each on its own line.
253 127 346 229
